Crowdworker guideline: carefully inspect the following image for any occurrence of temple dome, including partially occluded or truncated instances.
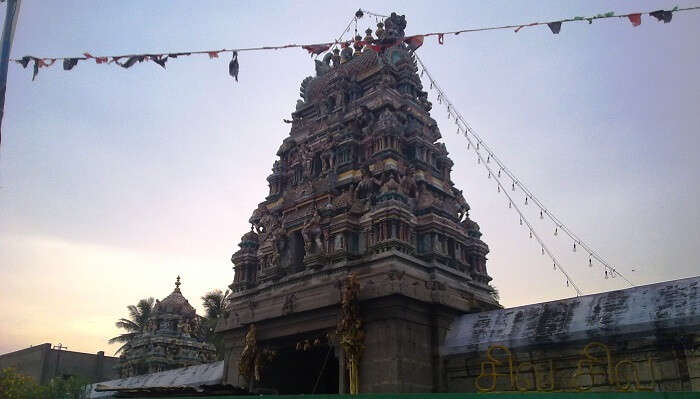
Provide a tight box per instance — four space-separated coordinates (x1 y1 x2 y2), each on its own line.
241 230 259 244
462 217 482 238
152 276 196 317
117 275 216 377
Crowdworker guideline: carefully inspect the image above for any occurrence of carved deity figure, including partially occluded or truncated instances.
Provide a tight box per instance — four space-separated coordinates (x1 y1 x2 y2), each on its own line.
340 46 353 63
296 179 314 198
271 160 281 174
380 172 401 194
381 12 407 43
250 204 273 239
238 324 275 383
399 166 418 198
453 188 470 222
299 141 313 178
331 184 355 210
355 166 381 201
416 182 435 209
418 91 432 111
314 53 333 76
321 135 336 173
177 319 191 337
357 105 376 135
270 218 287 268
301 207 324 255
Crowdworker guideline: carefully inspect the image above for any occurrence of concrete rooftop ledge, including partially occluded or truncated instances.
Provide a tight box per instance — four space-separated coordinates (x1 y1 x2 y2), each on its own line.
441 276 699 356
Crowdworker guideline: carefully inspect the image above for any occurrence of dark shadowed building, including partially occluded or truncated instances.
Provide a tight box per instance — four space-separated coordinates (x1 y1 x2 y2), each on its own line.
0 343 119 384
214 11 700 395
217 12 499 394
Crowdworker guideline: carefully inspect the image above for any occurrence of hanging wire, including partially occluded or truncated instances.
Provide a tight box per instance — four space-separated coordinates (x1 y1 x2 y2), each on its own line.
415 53 633 289
13 6 700 64
332 15 358 51
460 124 583 296
359 8 388 18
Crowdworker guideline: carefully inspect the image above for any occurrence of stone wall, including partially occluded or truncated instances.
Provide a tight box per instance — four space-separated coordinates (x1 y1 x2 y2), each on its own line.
0 343 119 384
0 344 49 383
442 277 700 392
445 334 699 392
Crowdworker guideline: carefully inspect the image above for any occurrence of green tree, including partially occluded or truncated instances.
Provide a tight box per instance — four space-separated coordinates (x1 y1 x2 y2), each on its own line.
108 297 155 355
42 375 90 399
0 368 89 399
200 289 230 359
0 367 42 399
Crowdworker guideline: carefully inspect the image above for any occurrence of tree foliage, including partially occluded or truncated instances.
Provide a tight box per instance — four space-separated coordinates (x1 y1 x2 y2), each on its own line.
108 297 155 355
200 289 231 359
0 368 89 399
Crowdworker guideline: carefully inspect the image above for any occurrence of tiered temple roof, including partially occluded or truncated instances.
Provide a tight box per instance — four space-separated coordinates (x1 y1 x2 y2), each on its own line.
117 277 216 377
229 13 494 297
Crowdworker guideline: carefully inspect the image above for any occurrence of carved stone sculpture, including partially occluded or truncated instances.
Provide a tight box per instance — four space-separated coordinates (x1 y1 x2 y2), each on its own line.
301 207 324 255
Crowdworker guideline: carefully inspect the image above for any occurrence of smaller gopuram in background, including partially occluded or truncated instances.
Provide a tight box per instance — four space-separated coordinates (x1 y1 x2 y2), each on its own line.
117 277 216 377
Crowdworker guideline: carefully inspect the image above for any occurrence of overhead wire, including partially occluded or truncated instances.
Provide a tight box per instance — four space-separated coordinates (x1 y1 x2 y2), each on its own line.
416 53 634 291
12 5 699 65
6 6 684 289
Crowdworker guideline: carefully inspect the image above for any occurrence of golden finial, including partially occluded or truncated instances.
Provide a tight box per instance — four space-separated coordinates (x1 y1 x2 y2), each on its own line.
175 275 181 291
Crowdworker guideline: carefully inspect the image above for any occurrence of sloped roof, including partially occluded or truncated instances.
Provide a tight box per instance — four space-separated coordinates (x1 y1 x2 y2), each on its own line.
87 361 224 398
152 281 196 317
441 276 699 356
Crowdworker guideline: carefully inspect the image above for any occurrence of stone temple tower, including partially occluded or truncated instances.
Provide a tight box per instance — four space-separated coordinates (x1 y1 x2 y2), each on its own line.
117 277 216 377
218 12 499 394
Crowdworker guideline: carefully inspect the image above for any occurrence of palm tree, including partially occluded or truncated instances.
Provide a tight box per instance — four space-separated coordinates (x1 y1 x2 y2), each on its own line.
108 297 155 355
200 289 230 359
201 289 230 321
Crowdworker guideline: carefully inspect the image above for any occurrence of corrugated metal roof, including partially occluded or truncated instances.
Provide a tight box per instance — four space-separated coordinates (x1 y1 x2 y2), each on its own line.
87 361 224 398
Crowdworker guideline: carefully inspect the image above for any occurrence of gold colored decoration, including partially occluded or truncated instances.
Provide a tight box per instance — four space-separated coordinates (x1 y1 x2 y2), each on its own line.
475 341 660 392
475 345 514 391
336 274 364 394
573 341 613 390
238 324 276 383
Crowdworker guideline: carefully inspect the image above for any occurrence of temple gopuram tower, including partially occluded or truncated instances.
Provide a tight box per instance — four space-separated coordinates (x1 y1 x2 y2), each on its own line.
218 13 499 393
117 277 216 377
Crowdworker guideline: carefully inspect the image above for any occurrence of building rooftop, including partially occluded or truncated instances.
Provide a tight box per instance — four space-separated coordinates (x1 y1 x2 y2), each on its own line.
441 275 700 356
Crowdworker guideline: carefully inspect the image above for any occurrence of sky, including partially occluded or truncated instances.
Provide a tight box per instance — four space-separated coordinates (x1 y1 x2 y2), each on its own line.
1 1 699 356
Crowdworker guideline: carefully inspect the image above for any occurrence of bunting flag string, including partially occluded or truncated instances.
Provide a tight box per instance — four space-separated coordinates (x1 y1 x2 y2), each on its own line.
416 53 636 293
10 5 699 80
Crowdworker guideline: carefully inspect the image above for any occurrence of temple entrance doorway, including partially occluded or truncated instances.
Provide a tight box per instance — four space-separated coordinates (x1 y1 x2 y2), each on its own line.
260 339 339 394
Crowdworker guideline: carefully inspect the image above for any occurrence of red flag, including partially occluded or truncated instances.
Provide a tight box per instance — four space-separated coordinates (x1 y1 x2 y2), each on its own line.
302 44 331 56
628 13 642 26
207 51 220 59
404 35 424 51
83 53 108 64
